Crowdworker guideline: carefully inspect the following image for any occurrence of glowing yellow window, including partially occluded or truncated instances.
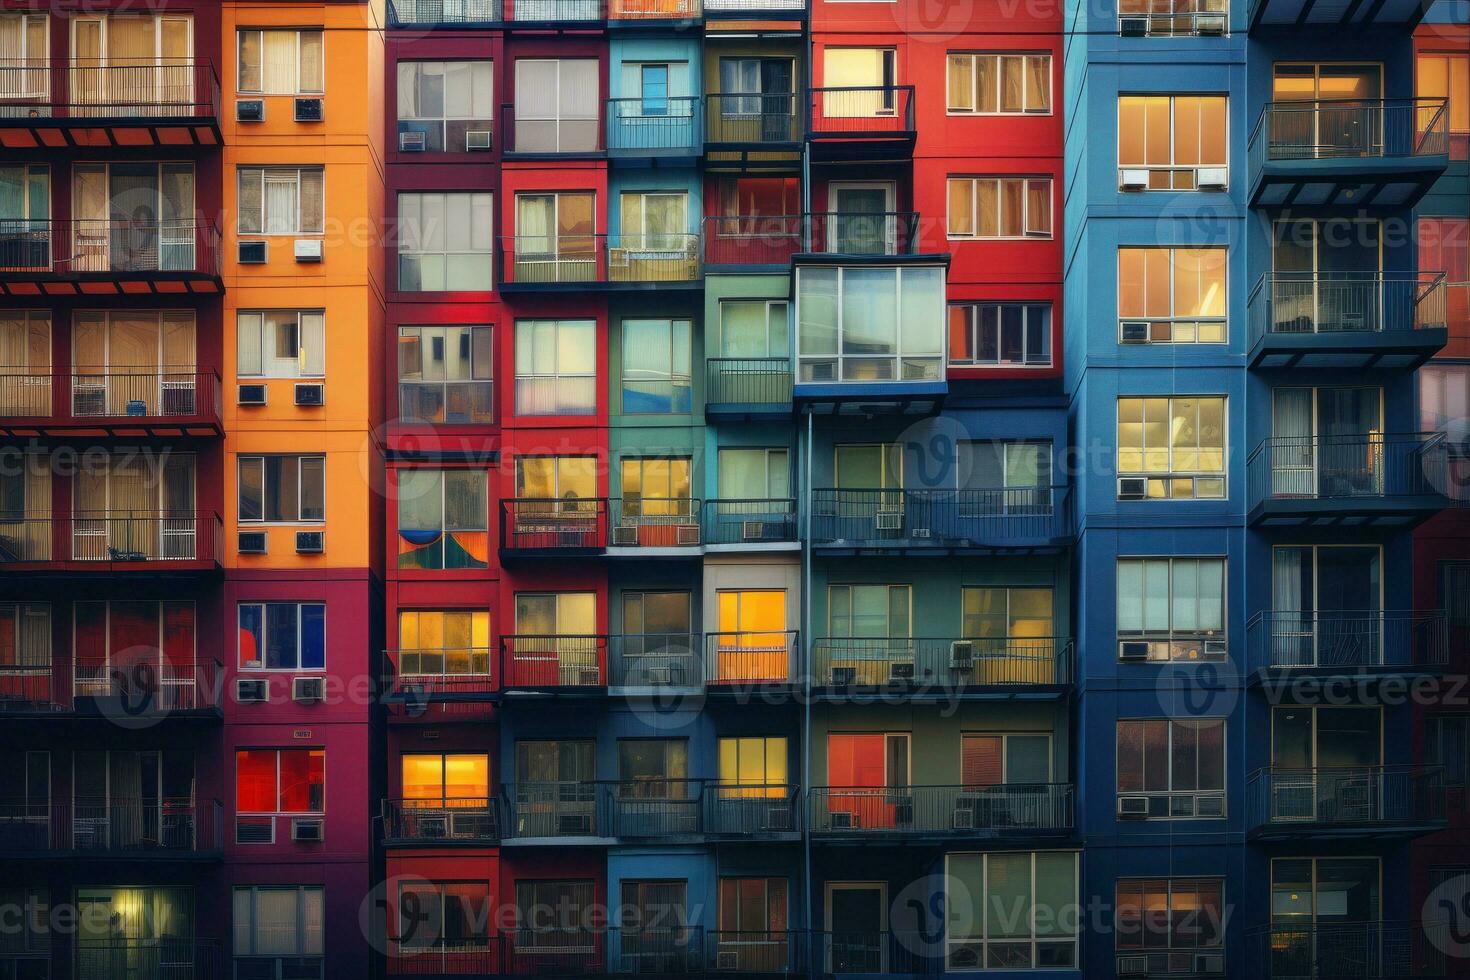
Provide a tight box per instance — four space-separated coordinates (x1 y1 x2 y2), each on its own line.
718 736 788 797
715 590 787 683
402 753 489 806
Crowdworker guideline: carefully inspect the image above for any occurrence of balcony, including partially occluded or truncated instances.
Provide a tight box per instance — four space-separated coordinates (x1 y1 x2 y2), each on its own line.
0 798 224 858
501 634 605 691
807 87 916 161
704 95 801 148
809 488 1073 553
388 0 613 25
607 98 700 158
702 499 798 547
1249 922 1447 980
704 630 798 690
76 940 225 980
389 0 505 23
808 784 1075 839
608 632 702 688
0 219 223 296
1248 0 1434 29
384 647 495 701
1248 273 1448 369
499 235 701 292
811 637 1071 698
1246 610 1448 682
608 0 701 21
0 512 224 572
382 798 499 845
704 784 800 836
1247 100 1449 209
1247 433 1450 526
0 62 221 147
504 781 605 840
0 659 223 717
807 212 920 257
703 0 806 12
0 370 223 436
500 498 608 555
608 499 702 553
704 359 793 419
1246 765 1446 839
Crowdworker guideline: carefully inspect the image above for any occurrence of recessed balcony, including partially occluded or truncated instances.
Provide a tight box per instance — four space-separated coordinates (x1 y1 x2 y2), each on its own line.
607 97 701 160
704 94 801 149
500 498 608 555
809 487 1073 553
1247 100 1449 209
1247 432 1450 527
807 87 915 161
1249 922 1447 980
702 499 798 548
811 636 1072 698
808 784 1075 839
0 62 221 148
76 939 224 980
0 370 223 436
1246 765 1446 839
383 646 495 702
381 798 500 845
1247 273 1448 369
608 632 702 689
704 359 793 419
0 512 224 572
498 234 700 292
500 634 605 691
608 498 702 553
0 657 224 717
0 218 223 296
1246 610 1448 683
0 798 224 858
704 630 798 691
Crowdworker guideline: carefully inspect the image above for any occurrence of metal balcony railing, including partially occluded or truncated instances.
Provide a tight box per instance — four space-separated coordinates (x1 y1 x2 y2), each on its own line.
1247 432 1448 505
609 498 701 547
607 97 700 152
382 798 500 843
0 219 222 277
812 636 1072 689
387 937 505 976
1249 921 1448 979
506 781 601 837
75 939 225 980
388 0 504 23
0 512 224 565
704 630 798 686
0 798 223 853
386 647 495 697
808 211 920 256
500 498 608 551
0 370 223 422
501 635 605 687
809 784 1074 834
1246 765 1446 830
0 666 58 711
705 94 800 144
72 657 223 712
608 780 704 838
702 215 802 267
608 0 701 16
703 784 800 835
397 380 494 425
704 931 807 974
808 87 916 137
705 358 794 408
608 633 702 687
703 0 804 8
501 234 701 285
1117 1 1227 35
1249 98 1449 171
702 499 797 545
810 487 1072 546
0 61 220 120
1249 272 1447 340
1246 610 1448 674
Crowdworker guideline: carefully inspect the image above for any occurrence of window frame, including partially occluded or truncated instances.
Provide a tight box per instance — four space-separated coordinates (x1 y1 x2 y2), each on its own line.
948 302 1053 367
232 884 326 968
0 15 49 98
236 166 325 236
235 748 326 817
236 28 324 96
1116 246 1229 344
513 318 596 416
717 300 790 358
946 176 1054 240
1116 94 1229 191
236 310 326 379
396 324 494 425
1115 719 1227 819
1115 556 1227 660
513 58 600 153
945 52 1052 116
396 191 495 292
943 850 1081 970
237 601 326 672
395 469 489 550
395 60 494 153
396 880 493 950
1114 877 1226 963
794 264 947 383
1427 714 1468 789
620 317 692 415
1115 395 1228 500
237 454 327 525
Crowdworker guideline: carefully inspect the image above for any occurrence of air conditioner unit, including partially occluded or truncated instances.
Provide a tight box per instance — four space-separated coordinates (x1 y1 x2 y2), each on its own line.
910 526 931 538
1117 954 1150 977
238 383 267 405
829 810 855 830
294 97 324 122
610 525 639 546
399 131 426 152
874 510 902 531
418 815 448 838
831 666 856 686
295 530 325 554
294 383 324 406
1119 15 1150 35
1120 320 1151 343
1117 795 1150 818
466 129 492 151
952 806 975 830
1118 477 1148 500
294 239 323 262
949 640 975 668
1194 952 1225 975
238 240 267 264
236 818 274 844
236 99 265 122
1196 166 1228 190
1195 795 1225 818
890 662 915 682
1119 641 1151 662
236 678 269 703
716 951 740 970
291 817 325 842
646 665 674 686
1194 13 1226 34
761 805 792 832
292 676 325 703
557 813 592 834
675 524 701 545
238 531 268 555
1203 639 1227 659
1119 168 1150 191
579 668 601 686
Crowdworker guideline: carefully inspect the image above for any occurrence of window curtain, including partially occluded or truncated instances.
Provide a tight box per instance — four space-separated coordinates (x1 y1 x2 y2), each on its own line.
1272 547 1310 667
261 32 297 94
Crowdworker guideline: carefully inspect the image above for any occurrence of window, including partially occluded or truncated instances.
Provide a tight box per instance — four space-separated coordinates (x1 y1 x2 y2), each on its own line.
821 48 896 116
713 590 789 683
796 265 945 382
719 301 789 357
946 53 1050 114
0 602 50 677
622 318 691 414
961 733 1052 786
621 457 692 519
397 325 493 424
620 880 687 933
0 312 50 414
397 192 494 292
237 311 325 378
945 852 1079 969
1117 396 1226 499
947 178 1052 239
515 456 597 506
619 191 688 250
1118 96 1227 189
515 319 595 415
238 30 323 95
0 165 48 227
73 163 196 273
948 303 1051 366
236 748 325 815
233 886 325 977
1420 365 1469 439
1418 52 1469 157
238 455 326 523
717 449 790 500
237 167 324 236
717 878 788 945
1427 715 1467 789
1116 719 1225 818
620 592 692 664
515 881 596 943
1118 247 1227 343
717 736 788 792
1115 878 1225 971
0 750 47 818
72 601 195 695
402 753 490 803
1117 0 1227 36
1116 558 1225 660
0 886 48 966
238 602 325 670
1444 562 1470 635
396 469 488 570
514 59 599 153
829 585 910 638
398 882 492 951
619 739 688 797
961 588 1054 641
397 610 491 677
397 61 493 153
959 441 1051 497
513 192 596 279
0 15 47 98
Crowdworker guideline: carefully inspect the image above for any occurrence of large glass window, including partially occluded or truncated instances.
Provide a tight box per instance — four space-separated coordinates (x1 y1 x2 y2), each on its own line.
0 311 50 415
514 59 599 152
238 602 325 671
1116 0 1227 36
1116 557 1226 660
237 167 323 236
396 469 488 570
713 591 788 683
233 886 325 974
945 852 1079 969
396 610 490 678
1118 96 1227 190
718 736 788 791
961 588 1054 640
719 301 789 357
961 733 1052 786
72 601 195 695
397 192 494 291
946 53 1050 114
1427 714 1468 789
237 311 325 378
515 319 595 415
1418 52 1469 157
958 441 1052 512
620 457 692 517
1116 720 1225 818
0 15 47 98
619 192 688 250
1115 878 1225 971
515 456 597 505
1118 247 1227 343
73 163 195 273
237 30 323 95
618 739 688 797
397 881 491 952
235 749 325 815
828 585 910 638
0 602 50 679
1117 396 1226 499
949 303 1051 366
796 265 945 382
717 449 789 500
821 48 896 116
512 192 596 281
401 753 489 804
397 325 493 424
397 61 493 153
947 178 1052 239
238 455 325 524
621 318 691 414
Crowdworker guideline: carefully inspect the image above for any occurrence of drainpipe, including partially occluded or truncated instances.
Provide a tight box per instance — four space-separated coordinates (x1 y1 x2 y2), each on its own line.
802 406 814 975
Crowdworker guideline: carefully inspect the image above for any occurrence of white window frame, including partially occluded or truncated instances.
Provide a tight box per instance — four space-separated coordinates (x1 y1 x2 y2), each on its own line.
1116 395 1228 500
1115 556 1227 659
1117 94 1229 190
945 52 1052 115
513 319 595 417
237 454 327 525
396 191 495 292
237 601 326 673
237 166 324 236
236 310 325 379
1116 246 1229 344
236 29 324 95
947 177 1053 240
0 15 48 98
794 265 946 383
